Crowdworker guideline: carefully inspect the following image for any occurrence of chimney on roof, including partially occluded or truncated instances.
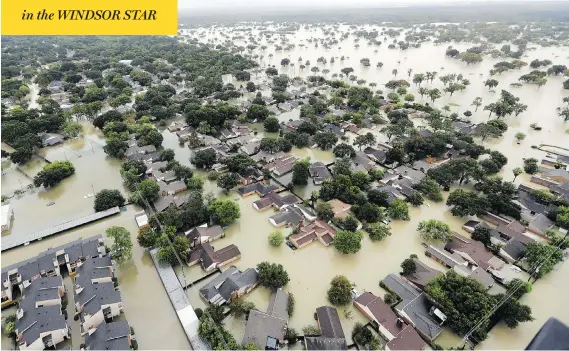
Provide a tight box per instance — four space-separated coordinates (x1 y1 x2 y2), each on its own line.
396 318 403 327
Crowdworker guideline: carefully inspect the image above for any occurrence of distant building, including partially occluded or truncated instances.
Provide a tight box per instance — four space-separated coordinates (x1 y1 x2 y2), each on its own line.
1 204 14 233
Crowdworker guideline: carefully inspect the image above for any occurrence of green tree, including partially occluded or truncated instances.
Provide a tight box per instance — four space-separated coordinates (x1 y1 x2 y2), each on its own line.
472 227 492 247
264 116 280 132
132 179 160 206
446 189 487 217
229 298 256 319
247 104 270 121
173 236 190 260
512 167 523 182
209 200 240 226
106 226 133 264
333 143 356 158
556 206 569 229
292 159 310 186
313 132 338 150
157 245 177 266
205 303 226 324
257 262 290 289
524 242 563 278
407 192 424 207
505 279 533 299
222 153 256 173
287 293 295 317
33 161 75 188
137 225 159 248
523 158 539 174
334 230 364 254
268 230 284 247
415 177 443 202
388 199 409 220
401 258 417 275
62 121 84 138
217 172 239 192
417 219 452 242
327 275 353 305
192 148 217 169
316 202 335 221
495 296 534 328
366 223 391 241
94 189 125 212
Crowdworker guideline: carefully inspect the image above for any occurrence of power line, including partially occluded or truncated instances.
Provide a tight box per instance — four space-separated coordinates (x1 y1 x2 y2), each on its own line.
457 233 568 348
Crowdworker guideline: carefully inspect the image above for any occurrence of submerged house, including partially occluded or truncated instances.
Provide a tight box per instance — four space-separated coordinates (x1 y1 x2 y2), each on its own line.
84 320 131 350
187 243 241 272
242 289 289 350
15 276 69 350
354 292 426 351
237 182 279 197
381 274 446 343
184 224 224 247
199 266 259 305
304 306 347 350
309 162 332 185
444 233 504 271
402 259 442 291
289 220 337 249
253 192 301 211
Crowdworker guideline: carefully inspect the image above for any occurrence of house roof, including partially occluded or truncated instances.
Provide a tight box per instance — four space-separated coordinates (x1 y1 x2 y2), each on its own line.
242 309 288 349
354 292 404 337
528 214 554 235
386 324 426 351
502 238 528 261
84 321 130 351
445 233 503 270
309 162 332 180
542 168 569 181
267 289 289 321
75 282 122 316
426 245 467 268
199 266 259 304
269 206 304 226
237 182 279 196
403 259 442 290
317 306 345 339
185 225 224 243
397 293 443 341
381 274 421 303
363 147 387 163
327 199 351 216
17 305 66 346
305 336 348 350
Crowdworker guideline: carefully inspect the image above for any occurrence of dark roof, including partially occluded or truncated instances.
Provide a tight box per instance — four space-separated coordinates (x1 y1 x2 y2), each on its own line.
354 292 404 337
381 274 421 303
199 266 259 304
386 324 426 351
316 306 345 339
397 293 443 341
518 192 547 215
502 238 527 261
403 259 442 290
237 182 279 196
84 321 130 350
242 309 287 349
16 305 66 346
267 289 289 321
305 336 348 350
75 282 122 316
185 225 224 244
269 206 304 226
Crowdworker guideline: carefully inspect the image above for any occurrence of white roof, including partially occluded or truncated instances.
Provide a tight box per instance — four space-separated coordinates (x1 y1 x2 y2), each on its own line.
1 204 12 227
135 213 148 227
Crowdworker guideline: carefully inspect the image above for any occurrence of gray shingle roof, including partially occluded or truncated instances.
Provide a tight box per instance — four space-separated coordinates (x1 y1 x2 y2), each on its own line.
84 321 130 350
75 282 121 316
16 305 66 347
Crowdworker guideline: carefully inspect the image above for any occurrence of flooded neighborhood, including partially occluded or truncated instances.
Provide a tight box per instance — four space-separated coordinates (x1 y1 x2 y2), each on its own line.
2 2 569 350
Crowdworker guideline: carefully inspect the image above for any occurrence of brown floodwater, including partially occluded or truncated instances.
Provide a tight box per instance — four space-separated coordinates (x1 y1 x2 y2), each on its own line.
2 24 568 350
178 24 569 348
